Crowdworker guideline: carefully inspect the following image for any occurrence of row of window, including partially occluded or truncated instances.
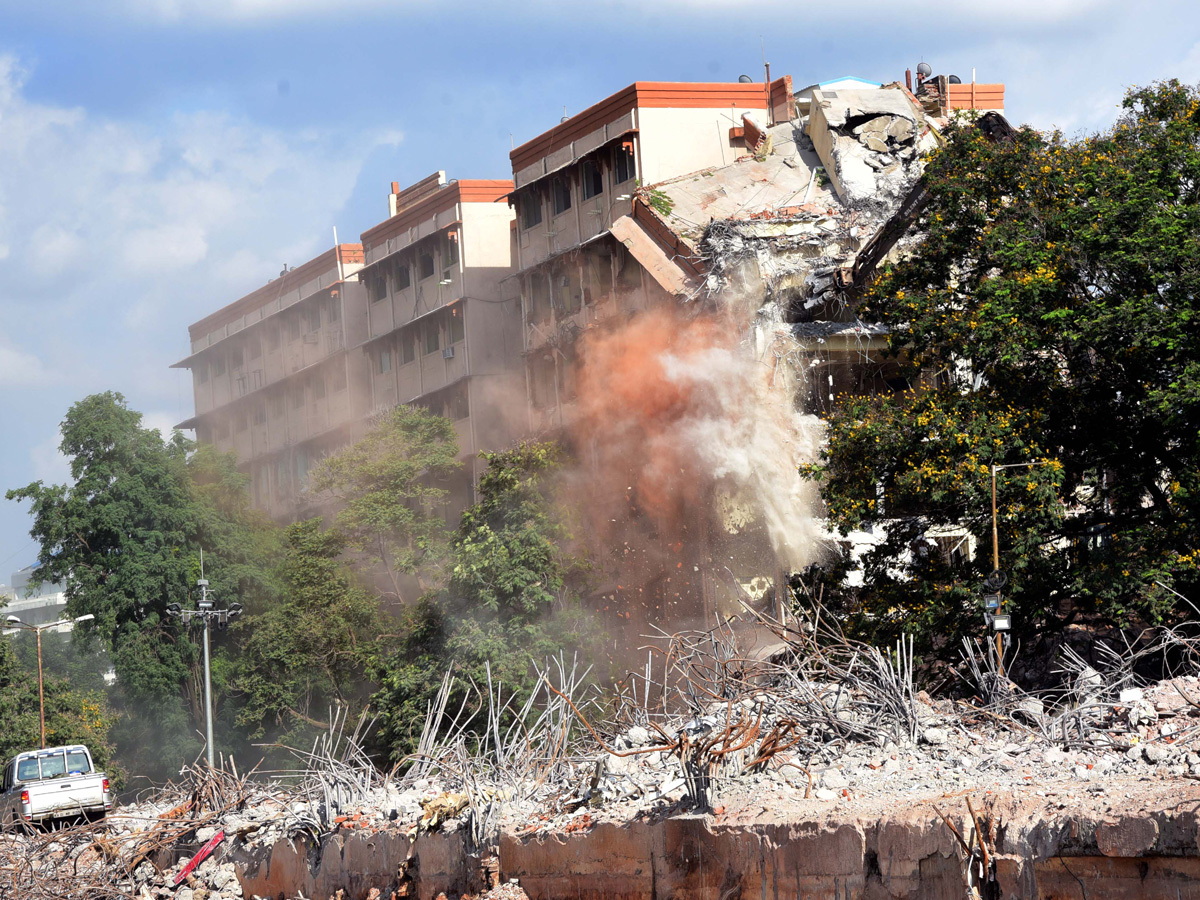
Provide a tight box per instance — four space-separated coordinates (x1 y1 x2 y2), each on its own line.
524 243 641 323
519 142 636 230
367 233 459 304
376 307 465 374
207 364 349 441
196 294 341 383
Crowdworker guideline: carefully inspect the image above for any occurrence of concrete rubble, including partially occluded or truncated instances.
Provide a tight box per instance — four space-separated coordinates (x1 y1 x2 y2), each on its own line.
8 612 1200 899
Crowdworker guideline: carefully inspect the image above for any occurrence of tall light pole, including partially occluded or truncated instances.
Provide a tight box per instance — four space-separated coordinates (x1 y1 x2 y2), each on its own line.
987 461 1053 675
3 613 95 748
166 558 242 767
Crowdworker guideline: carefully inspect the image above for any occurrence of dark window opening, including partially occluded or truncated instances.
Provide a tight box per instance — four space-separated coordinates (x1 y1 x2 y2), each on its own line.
400 332 416 365
582 158 604 200
449 307 465 344
529 273 552 322
521 191 543 229
394 261 411 291
424 321 441 355
613 141 635 184
419 252 435 280
552 176 572 215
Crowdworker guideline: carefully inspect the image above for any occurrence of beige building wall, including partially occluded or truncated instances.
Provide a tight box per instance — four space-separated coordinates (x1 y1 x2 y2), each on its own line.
357 175 521 513
636 105 762 184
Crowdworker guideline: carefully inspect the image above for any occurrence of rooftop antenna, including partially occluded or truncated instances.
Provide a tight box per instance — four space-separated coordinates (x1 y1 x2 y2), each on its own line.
560 105 569 123
761 36 771 123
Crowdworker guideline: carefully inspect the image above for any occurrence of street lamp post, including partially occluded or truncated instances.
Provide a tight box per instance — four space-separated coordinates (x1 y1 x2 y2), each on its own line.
3 613 95 749
166 571 242 767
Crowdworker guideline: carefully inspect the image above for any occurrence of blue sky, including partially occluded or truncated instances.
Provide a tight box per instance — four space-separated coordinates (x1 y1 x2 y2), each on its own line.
0 0 1197 578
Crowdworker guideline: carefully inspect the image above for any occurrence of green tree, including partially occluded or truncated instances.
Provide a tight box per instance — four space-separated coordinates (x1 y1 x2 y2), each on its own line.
232 519 383 747
372 442 592 762
308 405 461 603
8 393 200 764
6 393 281 774
808 81 1200 649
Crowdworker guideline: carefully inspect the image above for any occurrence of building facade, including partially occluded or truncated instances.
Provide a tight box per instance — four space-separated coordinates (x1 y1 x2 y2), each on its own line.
508 78 794 430
173 244 369 519
356 172 520 511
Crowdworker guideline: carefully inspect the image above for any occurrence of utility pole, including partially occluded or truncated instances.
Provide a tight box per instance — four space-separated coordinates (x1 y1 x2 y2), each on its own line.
167 552 242 767
4 614 94 748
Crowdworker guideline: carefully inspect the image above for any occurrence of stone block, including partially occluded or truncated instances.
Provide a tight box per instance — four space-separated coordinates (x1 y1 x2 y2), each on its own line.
1095 817 1158 857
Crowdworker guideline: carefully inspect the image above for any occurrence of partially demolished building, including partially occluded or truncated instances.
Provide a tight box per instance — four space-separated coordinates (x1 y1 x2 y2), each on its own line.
175 66 1005 557
508 78 793 430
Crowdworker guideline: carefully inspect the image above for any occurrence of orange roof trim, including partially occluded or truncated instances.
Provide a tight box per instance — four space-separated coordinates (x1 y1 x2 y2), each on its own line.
510 81 774 172
360 179 513 253
188 244 361 340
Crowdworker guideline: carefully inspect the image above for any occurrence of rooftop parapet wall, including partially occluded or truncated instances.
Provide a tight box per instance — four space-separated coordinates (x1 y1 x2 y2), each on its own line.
184 244 363 353
509 81 790 190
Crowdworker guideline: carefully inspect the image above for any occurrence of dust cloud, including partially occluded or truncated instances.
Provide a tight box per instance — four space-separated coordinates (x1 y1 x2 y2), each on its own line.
567 304 823 576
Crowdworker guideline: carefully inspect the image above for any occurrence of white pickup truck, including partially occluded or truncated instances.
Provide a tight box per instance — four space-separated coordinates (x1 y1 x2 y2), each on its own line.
0 744 111 825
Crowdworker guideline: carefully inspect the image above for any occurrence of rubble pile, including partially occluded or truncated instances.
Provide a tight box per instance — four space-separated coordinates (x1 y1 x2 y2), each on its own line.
7 614 1200 899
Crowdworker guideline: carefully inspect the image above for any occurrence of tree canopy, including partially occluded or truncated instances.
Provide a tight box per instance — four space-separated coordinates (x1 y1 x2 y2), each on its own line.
371 441 591 762
233 518 383 746
307 404 461 603
809 81 1200 647
0 635 121 785
7 393 280 774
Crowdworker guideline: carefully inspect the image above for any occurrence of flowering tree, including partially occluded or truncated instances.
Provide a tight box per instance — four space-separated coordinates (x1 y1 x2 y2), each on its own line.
808 82 1200 645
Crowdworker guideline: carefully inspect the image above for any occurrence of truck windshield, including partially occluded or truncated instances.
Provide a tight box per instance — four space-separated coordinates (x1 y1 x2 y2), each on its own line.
38 753 67 779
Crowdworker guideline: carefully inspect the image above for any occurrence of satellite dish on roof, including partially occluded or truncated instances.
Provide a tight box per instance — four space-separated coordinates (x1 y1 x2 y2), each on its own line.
738 74 753 83
916 62 932 78
948 74 962 84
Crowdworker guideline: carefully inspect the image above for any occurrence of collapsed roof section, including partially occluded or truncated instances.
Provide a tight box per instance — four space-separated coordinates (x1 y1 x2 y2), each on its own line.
611 79 1011 415
627 81 1010 328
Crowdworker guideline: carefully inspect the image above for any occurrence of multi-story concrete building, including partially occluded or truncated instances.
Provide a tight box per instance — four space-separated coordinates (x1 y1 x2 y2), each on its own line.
356 173 521 509
508 78 794 429
173 244 369 519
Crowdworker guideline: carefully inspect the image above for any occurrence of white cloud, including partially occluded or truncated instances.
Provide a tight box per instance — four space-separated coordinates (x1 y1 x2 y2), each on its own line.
28 430 69 485
0 53 401 399
0 338 52 388
141 410 184 440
